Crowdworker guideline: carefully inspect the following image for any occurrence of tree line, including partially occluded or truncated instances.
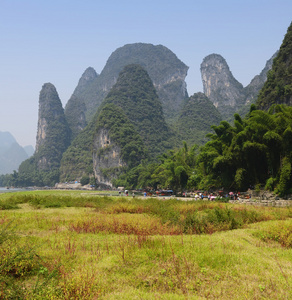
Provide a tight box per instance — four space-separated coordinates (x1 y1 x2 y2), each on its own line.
1 104 292 196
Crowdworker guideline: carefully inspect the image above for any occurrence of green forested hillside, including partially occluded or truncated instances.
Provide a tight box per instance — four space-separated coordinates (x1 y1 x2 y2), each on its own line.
192 105 292 195
257 22 292 109
18 83 71 186
60 65 172 183
3 22 292 195
142 104 292 195
175 92 222 146
59 118 95 182
69 43 188 122
101 64 175 157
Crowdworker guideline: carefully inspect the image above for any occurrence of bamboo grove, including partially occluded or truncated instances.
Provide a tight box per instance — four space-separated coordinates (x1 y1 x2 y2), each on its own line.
134 104 292 196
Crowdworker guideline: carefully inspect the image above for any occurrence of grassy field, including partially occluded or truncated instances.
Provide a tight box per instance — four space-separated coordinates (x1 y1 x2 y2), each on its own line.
1 190 292 299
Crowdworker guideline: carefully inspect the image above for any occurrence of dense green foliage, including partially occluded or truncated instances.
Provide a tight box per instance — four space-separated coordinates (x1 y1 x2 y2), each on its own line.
257 22 292 109
195 104 292 195
72 43 188 122
141 142 198 192
175 92 222 146
100 44 188 119
59 119 95 182
59 65 173 184
94 104 147 184
101 64 174 157
131 104 292 196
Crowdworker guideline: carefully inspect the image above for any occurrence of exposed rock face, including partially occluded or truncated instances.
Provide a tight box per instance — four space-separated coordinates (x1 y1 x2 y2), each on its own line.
201 53 276 119
201 54 245 119
66 43 189 122
64 67 98 139
92 129 125 188
90 102 146 188
35 83 70 170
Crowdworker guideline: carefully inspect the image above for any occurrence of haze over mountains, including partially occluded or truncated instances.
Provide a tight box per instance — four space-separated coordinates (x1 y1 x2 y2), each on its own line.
0 132 33 175
5 20 292 188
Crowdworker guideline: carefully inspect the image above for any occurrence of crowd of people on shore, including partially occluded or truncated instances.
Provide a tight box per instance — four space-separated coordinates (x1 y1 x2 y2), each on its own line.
117 188 248 201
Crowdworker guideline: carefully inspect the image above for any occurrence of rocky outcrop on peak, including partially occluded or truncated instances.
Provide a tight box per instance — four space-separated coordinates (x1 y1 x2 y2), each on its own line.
66 43 189 123
36 83 70 164
92 128 126 188
65 67 98 139
18 83 71 186
200 53 276 120
201 54 245 119
73 67 98 97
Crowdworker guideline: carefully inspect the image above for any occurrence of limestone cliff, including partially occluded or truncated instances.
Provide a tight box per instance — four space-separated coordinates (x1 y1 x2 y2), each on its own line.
92 128 126 188
200 54 245 119
35 83 70 170
91 103 146 188
66 43 189 123
200 53 276 120
18 83 71 186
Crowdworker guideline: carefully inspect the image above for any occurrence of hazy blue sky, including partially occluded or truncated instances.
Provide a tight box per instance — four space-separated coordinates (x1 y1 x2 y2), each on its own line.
0 0 291 147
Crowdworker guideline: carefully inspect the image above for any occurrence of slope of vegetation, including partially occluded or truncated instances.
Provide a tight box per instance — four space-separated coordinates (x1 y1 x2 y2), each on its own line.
59 65 174 183
101 64 175 157
175 92 222 146
137 104 292 196
195 104 292 195
74 43 188 122
257 21 292 109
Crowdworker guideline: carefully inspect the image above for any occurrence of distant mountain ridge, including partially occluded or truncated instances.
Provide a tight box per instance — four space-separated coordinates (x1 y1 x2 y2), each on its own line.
11 31 289 187
0 131 34 175
64 43 189 130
